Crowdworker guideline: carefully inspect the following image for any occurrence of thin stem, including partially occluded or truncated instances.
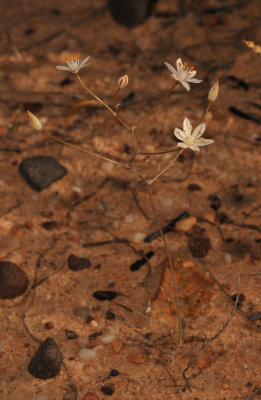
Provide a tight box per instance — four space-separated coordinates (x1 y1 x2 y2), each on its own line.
115 87 120 114
138 147 179 156
198 101 212 124
132 81 178 130
147 185 183 345
148 149 184 185
77 74 116 116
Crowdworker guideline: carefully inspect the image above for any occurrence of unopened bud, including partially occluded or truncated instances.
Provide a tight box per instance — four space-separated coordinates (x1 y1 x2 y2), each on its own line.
208 79 219 102
117 74 128 89
27 110 42 131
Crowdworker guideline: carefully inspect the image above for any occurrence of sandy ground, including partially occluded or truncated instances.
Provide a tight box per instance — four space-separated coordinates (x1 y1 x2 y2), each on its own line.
0 0 261 399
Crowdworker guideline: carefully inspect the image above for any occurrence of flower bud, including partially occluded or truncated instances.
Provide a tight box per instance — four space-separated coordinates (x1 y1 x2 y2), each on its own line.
27 110 42 131
208 79 219 102
117 74 128 89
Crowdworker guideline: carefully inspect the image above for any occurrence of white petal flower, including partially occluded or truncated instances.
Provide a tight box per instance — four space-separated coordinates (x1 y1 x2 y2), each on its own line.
56 55 91 74
164 58 202 91
174 117 214 151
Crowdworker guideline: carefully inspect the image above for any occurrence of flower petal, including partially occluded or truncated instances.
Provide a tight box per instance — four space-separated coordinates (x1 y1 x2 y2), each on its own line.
79 56 91 68
177 142 188 149
174 128 186 141
164 62 176 74
56 66 71 71
186 78 202 84
181 81 190 91
192 123 206 140
196 139 214 146
189 145 200 152
183 118 191 136
187 70 197 78
176 58 183 72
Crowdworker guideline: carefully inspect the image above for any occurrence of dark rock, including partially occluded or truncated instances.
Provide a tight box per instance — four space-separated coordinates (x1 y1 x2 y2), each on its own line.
208 194 222 211
93 290 117 301
89 331 102 340
19 156 67 191
73 306 89 319
187 183 201 191
28 337 62 379
101 383 115 396
65 329 78 340
108 0 152 27
68 254 91 271
41 221 57 230
188 236 211 258
130 251 154 271
0 261 29 299
105 310 115 320
144 212 190 243
109 369 119 377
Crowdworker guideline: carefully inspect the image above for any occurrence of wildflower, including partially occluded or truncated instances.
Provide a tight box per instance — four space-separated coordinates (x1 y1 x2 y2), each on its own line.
164 58 202 91
174 117 214 151
208 79 219 102
56 55 91 74
117 74 129 89
27 110 42 131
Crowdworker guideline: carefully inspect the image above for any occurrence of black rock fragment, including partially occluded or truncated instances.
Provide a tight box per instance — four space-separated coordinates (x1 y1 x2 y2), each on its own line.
144 212 190 243
65 330 78 340
101 383 115 396
108 0 152 27
110 369 119 377
188 236 211 258
19 156 67 191
28 337 62 379
0 261 29 299
208 194 222 211
93 290 118 301
130 251 154 271
68 254 91 271
105 310 115 320
187 183 201 191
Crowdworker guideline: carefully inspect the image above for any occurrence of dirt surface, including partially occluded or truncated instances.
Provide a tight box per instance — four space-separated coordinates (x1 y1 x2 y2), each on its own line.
0 1 261 399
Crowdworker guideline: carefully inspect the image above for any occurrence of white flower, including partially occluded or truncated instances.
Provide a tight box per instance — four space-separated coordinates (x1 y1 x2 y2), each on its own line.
174 117 214 151
56 55 90 74
164 58 202 91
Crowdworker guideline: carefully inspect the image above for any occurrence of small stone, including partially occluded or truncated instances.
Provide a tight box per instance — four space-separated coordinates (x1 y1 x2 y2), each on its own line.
28 337 62 379
0 261 29 299
111 338 123 354
93 291 117 301
196 351 211 369
73 306 89 319
175 216 197 232
44 322 54 330
188 236 211 258
187 183 201 191
82 393 100 400
203 210 216 224
101 383 115 396
105 310 115 320
128 350 143 364
208 194 222 211
41 221 57 230
79 348 96 360
131 232 146 243
65 330 78 340
19 156 67 191
68 254 91 271
100 335 116 344
110 369 119 377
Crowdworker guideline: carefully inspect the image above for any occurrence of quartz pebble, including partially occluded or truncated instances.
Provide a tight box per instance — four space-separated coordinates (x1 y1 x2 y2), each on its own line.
79 348 97 360
175 216 197 232
0 261 29 299
131 232 146 243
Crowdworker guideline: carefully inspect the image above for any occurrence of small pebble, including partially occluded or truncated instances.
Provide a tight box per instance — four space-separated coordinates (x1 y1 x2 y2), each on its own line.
65 329 78 340
105 310 115 320
208 194 222 211
28 337 62 379
188 236 211 258
175 216 197 232
79 348 96 360
93 291 117 301
124 214 134 223
131 232 146 243
224 253 232 263
82 393 100 400
100 335 116 344
203 210 216 223
101 384 115 396
68 254 91 271
101 162 114 173
196 350 211 369
111 339 123 354
19 155 67 191
73 306 89 319
0 261 29 299
187 183 201 191
110 369 119 377
44 322 54 330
